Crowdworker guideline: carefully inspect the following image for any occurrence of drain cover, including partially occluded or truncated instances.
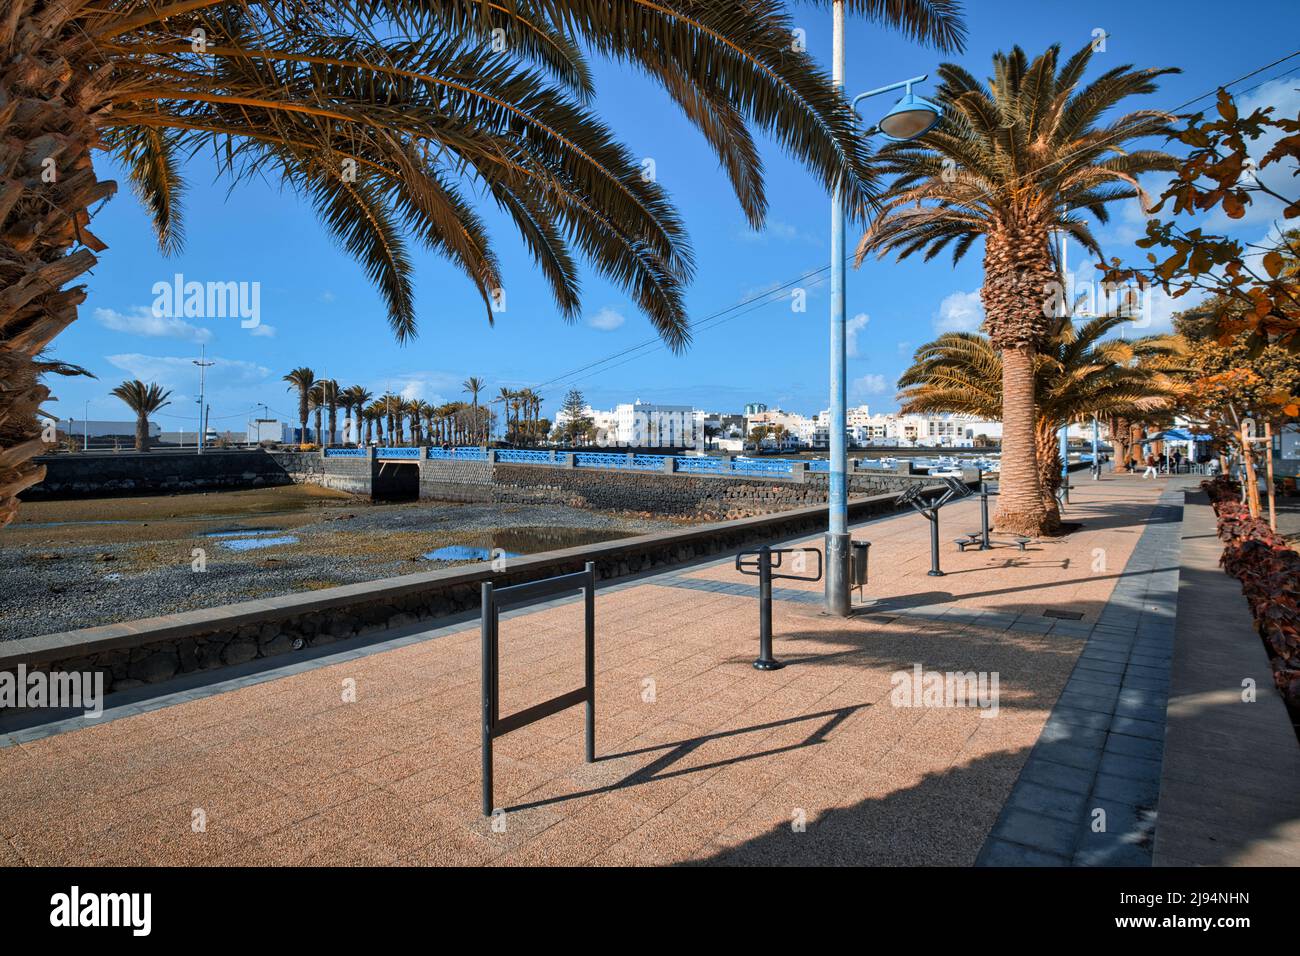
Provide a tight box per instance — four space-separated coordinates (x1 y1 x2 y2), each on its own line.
1043 608 1084 621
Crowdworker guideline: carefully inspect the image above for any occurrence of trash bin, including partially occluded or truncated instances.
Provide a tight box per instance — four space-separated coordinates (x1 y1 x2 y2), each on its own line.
851 540 871 589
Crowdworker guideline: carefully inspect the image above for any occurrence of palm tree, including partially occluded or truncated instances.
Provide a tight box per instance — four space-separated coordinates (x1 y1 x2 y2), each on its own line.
110 380 171 452
366 400 388 445
308 382 326 446
898 313 1183 526
857 43 1177 535
319 379 339 445
283 367 315 446
0 2 965 529
495 388 515 444
463 377 485 444
341 386 372 446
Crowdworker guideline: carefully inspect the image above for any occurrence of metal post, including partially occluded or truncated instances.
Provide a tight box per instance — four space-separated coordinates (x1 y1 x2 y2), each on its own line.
480 581 494 816
980 481 991 550
1092 416 1100 479
825 0 851 617
928 510 944 576
1059 425 1070 504
754 546 783 670
584 561 596 763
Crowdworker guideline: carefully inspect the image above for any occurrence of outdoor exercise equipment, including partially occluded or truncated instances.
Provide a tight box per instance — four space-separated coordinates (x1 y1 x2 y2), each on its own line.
734 545 823 670
897 477 972 576
480 562 595 816
954 481 1031 553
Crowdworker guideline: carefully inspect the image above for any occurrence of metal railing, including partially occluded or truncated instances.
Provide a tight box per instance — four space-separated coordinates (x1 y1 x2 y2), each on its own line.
495 449 553 464
376 446 421 459
481 563 596 815
426 446 487 460
323 447 366 458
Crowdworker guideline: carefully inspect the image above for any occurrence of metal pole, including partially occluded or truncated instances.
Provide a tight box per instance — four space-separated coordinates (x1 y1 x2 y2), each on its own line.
480 581 494 816
584 561 596 763
1059 425 1070 504
980 481 991 550
1092 417 1100 479
754 546 783 670
825 0 851 617
928 511 944 576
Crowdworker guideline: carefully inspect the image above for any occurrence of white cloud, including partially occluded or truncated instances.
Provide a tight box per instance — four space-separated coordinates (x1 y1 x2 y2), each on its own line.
933 289 983 333
95 306 212 343
846 313 869 358
104 353 270 386
587 307 625 331
852 373 889 398
736 219 821 246
378 370 462 404
320 291 337 303
249 324 277 338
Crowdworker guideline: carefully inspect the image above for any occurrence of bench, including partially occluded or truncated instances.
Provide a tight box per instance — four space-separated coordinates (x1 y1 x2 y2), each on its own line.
955 534 1031 552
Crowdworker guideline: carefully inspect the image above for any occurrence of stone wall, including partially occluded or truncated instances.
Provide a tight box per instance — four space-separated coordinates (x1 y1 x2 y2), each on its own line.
418 457 493 503
490 462 939 519
22 450 295 499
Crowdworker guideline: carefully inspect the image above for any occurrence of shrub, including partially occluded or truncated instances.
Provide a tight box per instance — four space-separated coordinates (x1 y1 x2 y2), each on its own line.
1203 477 1300 710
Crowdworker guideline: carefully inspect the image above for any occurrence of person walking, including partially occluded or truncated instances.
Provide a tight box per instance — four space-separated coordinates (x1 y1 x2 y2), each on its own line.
1143 454 1159 479
1172 448 1182 473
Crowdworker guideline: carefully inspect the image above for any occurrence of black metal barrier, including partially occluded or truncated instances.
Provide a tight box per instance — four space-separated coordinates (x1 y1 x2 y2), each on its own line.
481 562 595 816
896 477 972 576
735 546 823 670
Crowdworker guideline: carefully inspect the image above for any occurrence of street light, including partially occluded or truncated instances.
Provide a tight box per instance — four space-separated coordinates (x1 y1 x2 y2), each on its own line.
826 2 942 617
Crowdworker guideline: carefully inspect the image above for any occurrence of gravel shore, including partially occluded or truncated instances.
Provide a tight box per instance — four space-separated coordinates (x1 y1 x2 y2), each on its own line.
0 486 679 641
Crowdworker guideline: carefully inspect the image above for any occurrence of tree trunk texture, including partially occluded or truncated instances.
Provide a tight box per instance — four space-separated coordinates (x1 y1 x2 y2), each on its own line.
0 9 115 527
135 413 149 452
981 221 1056 537
1035 422 1062 528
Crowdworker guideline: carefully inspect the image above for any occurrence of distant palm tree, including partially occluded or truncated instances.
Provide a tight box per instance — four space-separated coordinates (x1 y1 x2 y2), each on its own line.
898 313 1182 524
366 400 388 445
341 386 372 446
282 367 315 446
857 43 1177 534
463 377 486 444
495 387 515 444
110 380 171 452
319 379 339 445
308 382 326 445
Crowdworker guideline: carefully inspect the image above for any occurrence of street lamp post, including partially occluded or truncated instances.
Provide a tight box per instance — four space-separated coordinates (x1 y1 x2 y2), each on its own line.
826 3 942 616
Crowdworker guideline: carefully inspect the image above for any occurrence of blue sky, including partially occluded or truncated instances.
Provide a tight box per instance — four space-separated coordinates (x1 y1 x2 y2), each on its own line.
51 0 1300 433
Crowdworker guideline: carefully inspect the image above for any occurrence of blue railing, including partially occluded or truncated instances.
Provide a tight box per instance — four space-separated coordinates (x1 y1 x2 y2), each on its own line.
632 455 668 470
377 446 421 459
673 456 724 474
323 447 366 458
574 451 635 469
427 446 487 461
730 457 795 476
496 449 553 464
806 459 829 472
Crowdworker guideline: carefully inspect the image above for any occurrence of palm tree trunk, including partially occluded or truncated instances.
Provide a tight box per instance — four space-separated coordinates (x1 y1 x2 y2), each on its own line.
994 346 1050 535
136 413 149 452
0 33 114 527
1036 421 1062 527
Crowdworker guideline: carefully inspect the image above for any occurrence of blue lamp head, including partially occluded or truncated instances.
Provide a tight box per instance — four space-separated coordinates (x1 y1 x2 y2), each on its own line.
878 91 943 142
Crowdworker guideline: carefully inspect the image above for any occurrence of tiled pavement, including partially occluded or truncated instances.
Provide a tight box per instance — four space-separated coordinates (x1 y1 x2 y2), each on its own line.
0 477 1192 866
976 485 1186 866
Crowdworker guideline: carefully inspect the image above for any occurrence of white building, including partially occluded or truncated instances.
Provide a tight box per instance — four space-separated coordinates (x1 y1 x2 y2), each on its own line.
558 400 703 448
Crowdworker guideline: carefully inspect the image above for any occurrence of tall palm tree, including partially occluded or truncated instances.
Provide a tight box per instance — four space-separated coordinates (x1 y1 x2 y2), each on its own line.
366 400 388 445
308 381 326 446
496 388 515 444
898 313 1183 525
0 2 964 529
341 385 372 446
110 380 171 452
857 43 1177 535
318 378 339 445
282 367 315 446
463 376 485 444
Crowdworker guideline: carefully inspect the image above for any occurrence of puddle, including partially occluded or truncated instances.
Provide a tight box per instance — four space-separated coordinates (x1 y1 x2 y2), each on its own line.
203 528 300 551
421 527 626 563
423 545 521 563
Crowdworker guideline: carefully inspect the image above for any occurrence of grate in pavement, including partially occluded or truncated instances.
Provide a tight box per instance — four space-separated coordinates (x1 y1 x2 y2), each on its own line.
1043 608 1085 621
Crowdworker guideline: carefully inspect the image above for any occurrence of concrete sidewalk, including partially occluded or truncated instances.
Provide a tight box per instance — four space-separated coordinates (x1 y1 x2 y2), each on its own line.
0 477 1185 866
